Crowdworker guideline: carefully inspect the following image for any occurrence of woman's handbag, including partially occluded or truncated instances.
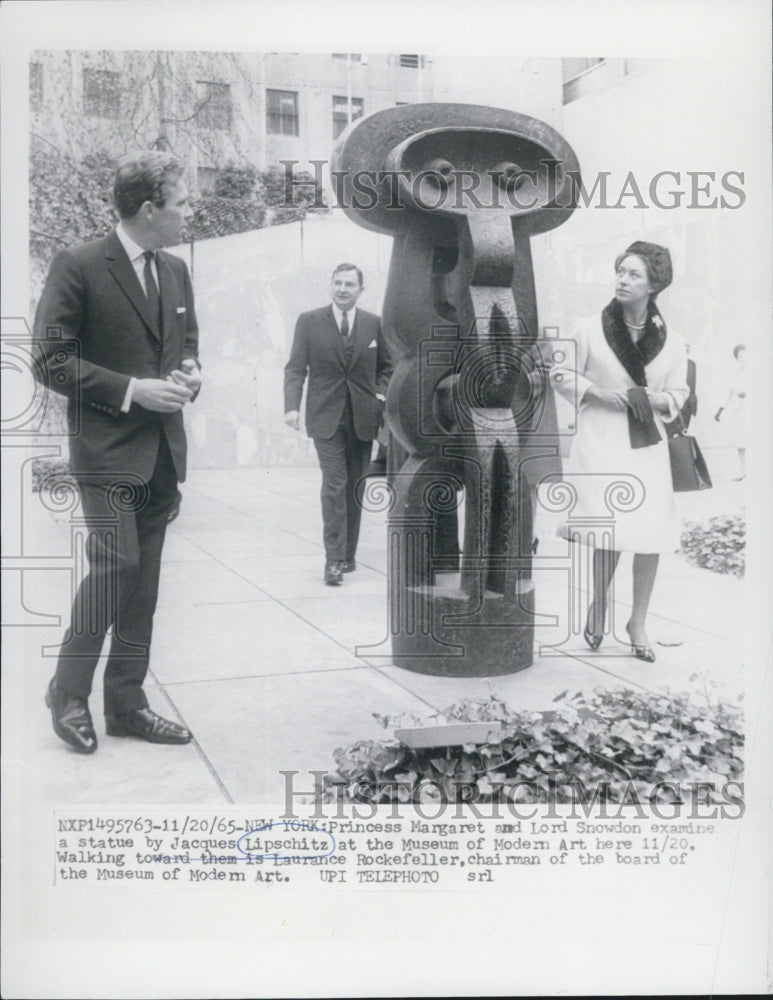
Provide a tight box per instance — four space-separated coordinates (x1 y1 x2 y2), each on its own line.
668 412 712 491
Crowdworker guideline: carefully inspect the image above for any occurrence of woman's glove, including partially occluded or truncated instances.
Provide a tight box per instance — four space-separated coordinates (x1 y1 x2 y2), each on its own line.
626 387 655 422
583 385 629 411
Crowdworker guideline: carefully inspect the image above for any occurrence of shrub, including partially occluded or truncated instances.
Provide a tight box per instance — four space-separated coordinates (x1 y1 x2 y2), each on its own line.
213 164 258 200
188 163 326 240
30 140 116 263
327 685 744 805
267 205 307 226
680 513 745 577
259 165 326 213
188 196 266 241
31 456 74 493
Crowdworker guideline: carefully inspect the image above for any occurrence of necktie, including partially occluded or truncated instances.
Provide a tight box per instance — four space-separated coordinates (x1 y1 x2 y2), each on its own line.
143 250 162 333
340 310 350 338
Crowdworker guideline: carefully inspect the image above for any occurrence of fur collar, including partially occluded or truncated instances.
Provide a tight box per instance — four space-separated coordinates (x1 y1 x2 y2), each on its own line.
601 298 667 386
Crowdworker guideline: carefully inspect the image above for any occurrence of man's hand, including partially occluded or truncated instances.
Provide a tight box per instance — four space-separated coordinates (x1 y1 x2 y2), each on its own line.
133 378 192 412
284 410 301 430
168 359 202 397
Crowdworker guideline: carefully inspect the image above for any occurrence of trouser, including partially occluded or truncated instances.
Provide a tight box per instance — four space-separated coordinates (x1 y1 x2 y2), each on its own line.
54 435 179 715
313 402 372 562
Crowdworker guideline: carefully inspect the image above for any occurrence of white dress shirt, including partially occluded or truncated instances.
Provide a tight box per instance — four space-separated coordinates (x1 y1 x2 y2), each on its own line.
332 303 357 333
331 303 385 401
114 224 159 412
116 223 158 295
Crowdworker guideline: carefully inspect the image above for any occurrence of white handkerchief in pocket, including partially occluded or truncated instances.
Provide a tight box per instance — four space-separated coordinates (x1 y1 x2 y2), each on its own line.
176 306 186 314
368 339 377 348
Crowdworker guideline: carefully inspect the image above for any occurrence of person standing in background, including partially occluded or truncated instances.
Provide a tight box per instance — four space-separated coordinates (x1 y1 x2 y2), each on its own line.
284 264 392 585
715 344 747 481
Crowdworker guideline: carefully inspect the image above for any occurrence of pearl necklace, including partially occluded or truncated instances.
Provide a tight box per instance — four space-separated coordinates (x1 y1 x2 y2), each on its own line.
625 319 646 331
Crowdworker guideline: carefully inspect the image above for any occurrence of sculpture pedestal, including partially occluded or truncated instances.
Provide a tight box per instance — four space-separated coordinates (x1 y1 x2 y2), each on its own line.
386 416 535 677
391 579 535 677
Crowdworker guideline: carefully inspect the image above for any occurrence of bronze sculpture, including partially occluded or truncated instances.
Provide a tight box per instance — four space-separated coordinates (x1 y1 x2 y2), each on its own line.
332 104 580 675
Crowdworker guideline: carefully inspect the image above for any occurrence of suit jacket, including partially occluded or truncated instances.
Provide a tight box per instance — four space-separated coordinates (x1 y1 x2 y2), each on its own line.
284 305 392 441
33 229 199 482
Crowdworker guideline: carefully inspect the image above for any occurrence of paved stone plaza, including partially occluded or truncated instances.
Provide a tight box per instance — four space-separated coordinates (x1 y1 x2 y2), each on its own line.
24 455 745 805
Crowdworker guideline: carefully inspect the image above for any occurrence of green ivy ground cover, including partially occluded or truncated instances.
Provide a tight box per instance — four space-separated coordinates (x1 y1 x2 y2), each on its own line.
328 686 744 807
680 513 745 578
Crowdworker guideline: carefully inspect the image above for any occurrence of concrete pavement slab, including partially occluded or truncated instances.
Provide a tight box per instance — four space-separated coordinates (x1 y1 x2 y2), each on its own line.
218 494 318 519
24 462 746 807
163 530 218 563
281 594 392 654
178 524 316 561
150 600 364 684
225 554 375 600
156 559 273 610
553 638 743 698
371 653 638 716
166 667 438 802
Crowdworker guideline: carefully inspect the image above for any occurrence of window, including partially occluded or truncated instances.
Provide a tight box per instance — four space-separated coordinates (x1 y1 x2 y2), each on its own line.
561 58 619 104
332 95 364 139
30 61 43 111
399 54 423 69
333 53 362 61
197 81 232 130
197 167 217 195
83 69 121 119
267 89 299 136
561 58 605 83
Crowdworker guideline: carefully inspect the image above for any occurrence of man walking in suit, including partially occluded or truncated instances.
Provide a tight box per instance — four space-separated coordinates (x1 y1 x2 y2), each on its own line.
284 264 392 585
34 151 201 753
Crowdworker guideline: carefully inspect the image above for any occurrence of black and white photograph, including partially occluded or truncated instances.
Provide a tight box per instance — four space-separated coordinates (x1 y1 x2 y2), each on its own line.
2 0 771 996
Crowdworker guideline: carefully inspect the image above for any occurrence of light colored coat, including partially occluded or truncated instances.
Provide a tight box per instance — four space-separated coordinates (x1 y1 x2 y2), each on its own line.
551 314 689 553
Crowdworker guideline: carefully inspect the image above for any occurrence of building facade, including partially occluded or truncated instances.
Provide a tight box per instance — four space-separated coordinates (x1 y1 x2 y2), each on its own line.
29 50 435 198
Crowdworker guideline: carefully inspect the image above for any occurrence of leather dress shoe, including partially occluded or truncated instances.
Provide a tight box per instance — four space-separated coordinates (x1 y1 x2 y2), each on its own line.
45 678 97 754
324 560 343 585
105 707 193 744
341 559 356 573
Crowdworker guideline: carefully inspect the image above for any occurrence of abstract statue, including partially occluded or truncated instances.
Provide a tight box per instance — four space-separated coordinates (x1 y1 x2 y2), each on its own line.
331 104 581 675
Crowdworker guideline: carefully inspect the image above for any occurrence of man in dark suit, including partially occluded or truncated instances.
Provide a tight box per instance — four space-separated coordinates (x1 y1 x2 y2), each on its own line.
34 151 201 753
284 264 392 585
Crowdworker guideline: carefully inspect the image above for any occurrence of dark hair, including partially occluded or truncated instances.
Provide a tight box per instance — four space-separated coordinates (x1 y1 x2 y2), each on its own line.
615 240 673 297
332 262 364 286
113 151 184 219
614 250 656 286
733 344 746 359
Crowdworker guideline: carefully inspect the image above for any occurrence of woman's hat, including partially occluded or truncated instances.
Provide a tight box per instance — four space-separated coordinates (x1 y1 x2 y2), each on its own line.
623 241 673 294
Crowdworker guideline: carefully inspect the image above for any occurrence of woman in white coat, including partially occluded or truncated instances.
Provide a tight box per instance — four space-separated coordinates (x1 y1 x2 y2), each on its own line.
551 242 689 662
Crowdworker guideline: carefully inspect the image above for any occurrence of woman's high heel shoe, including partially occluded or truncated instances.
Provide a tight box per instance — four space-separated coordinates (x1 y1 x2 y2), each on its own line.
583 605 603 651
625 623 656 662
